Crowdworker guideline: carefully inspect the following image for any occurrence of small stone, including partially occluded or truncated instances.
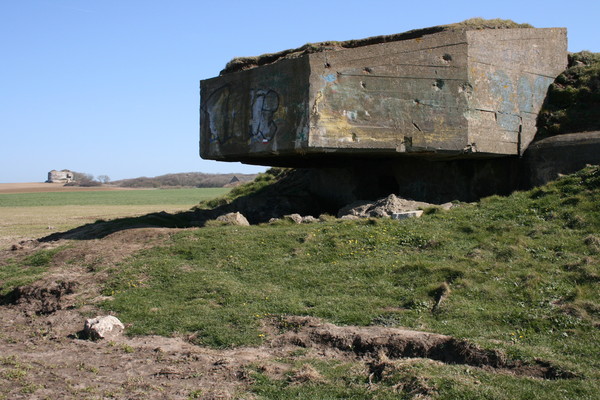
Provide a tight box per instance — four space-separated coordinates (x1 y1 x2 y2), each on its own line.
84 316 125 340
284 214 303 224
440 202 454 210
215 212 250 226
302 215 318 223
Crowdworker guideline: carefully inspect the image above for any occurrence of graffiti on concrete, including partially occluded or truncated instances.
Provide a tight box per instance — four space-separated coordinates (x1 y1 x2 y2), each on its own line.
250 89 280 143
201 85 231 144
202 86 281 145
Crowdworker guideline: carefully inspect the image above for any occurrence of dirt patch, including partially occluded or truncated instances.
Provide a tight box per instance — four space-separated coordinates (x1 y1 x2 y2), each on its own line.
271 316 577 380
0 182 134 194
4 227 173 265
2 279 77 315
0 306 577 399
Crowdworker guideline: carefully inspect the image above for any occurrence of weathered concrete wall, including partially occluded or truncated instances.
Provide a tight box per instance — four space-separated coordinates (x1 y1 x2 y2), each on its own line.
200 27 567 165
283 132 600 208
306 30 470 155
200 57 311 160
465 29 567 154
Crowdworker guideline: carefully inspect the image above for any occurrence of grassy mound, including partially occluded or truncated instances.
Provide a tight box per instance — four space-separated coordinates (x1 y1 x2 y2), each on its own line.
4 165 599 398
195 168 290 210
537 51 600 139
194 167 337 223
93 165 600 397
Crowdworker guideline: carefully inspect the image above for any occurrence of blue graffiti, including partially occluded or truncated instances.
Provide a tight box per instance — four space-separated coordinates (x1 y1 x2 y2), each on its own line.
323 73 337 83
489 70 520 132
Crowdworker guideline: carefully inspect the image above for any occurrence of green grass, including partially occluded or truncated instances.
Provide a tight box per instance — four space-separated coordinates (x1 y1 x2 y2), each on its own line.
92 166 600 397
0 247 63 296
104 166 600 347
196 168 288 209
0 188 230 207
247 357 597 400
4 166 600 398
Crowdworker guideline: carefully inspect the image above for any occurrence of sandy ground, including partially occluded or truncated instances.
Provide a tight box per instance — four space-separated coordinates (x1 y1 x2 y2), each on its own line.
0 182 134 194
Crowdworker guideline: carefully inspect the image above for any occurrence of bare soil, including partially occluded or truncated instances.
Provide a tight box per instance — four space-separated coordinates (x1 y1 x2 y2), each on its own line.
0 183 134 194
0 227 577 399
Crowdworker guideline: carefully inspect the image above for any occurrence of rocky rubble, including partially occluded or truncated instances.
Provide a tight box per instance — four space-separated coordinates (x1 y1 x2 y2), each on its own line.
337 194 453 219
216 194 454 226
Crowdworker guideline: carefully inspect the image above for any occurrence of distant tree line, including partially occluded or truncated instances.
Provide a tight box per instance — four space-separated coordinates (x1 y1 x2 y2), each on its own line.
64 171 110 187
111 172 258 188
61 171 256 188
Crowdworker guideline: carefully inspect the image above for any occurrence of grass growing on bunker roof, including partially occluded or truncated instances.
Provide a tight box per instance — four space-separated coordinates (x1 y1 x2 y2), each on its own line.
537 51 600 139
222 18 533 74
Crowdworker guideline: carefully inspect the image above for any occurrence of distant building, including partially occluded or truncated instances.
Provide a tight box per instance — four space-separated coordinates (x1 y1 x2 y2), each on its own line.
47 169 74 183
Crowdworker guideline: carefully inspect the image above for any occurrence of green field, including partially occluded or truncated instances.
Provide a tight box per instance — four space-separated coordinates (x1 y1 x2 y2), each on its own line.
0 187 230 247
0 188 230 207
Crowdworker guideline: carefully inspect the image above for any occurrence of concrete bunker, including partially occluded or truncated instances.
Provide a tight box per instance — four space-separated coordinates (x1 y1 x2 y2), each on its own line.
46 170 74 184
201 22 566 164
199 21 596 207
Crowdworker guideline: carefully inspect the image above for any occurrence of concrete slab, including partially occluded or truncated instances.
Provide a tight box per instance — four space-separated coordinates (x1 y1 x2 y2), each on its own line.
200 27 567 165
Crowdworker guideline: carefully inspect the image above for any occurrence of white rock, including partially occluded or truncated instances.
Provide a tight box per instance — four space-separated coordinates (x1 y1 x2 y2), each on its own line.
215 212 250 226
284 214 303 224
84 316 125 340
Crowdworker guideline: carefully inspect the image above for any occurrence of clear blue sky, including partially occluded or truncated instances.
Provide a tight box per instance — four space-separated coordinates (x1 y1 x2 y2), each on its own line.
1 0 598 183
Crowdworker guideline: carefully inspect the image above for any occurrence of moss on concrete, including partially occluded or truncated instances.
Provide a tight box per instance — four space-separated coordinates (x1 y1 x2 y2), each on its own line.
221 18 533 75
537 51 600 139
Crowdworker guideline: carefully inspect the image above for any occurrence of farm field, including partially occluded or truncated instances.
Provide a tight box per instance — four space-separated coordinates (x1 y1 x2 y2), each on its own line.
0 183 229 248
